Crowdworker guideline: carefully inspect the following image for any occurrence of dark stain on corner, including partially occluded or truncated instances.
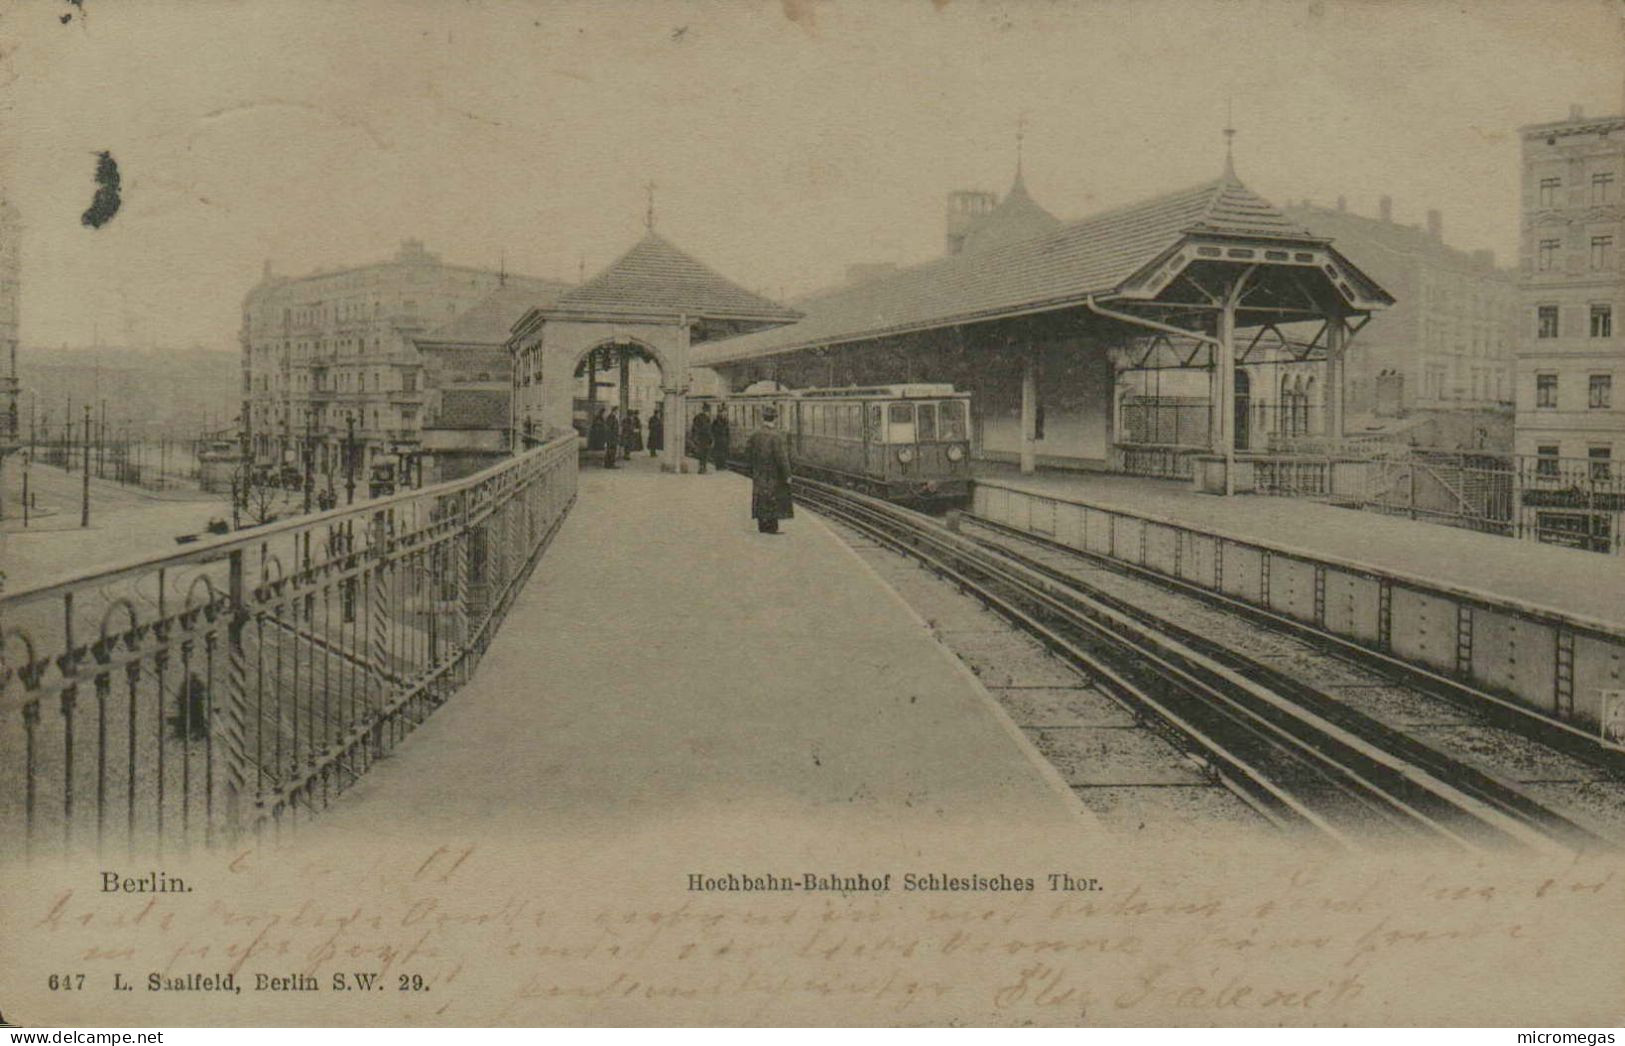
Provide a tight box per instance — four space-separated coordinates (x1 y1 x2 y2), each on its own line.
81 151 121 229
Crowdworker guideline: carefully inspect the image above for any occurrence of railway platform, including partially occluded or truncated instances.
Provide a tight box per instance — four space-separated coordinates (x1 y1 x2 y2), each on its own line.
971 463 1625 745
974 463 1625 628
314 452 1092 840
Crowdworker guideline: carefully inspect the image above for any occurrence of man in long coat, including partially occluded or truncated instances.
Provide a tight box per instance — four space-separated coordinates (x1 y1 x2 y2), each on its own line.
620 411 639 460
647 407 663 456
746 405 793 534
709 407 730 473
690 404 713 474
603 408 620 468
627 410 644 453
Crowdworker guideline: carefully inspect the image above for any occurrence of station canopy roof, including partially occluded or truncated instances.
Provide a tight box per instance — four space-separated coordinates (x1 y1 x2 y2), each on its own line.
693 173 1392 367
540 232 802 334
414 278 571 349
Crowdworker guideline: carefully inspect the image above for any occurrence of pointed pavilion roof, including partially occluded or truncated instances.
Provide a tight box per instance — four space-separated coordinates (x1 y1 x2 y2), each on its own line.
550 231 801 324
413 278 572 347
958 168 1062 254
695 172 1376 367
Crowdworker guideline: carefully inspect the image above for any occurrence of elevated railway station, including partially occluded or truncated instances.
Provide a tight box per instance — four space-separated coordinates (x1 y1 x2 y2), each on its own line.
3 157 1622 867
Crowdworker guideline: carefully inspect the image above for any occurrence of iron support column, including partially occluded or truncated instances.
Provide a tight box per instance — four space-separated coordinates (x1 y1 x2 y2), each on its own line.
1325 317 1346 441
1020 346 1037 475
1216 294 1236 497
662 315 690 474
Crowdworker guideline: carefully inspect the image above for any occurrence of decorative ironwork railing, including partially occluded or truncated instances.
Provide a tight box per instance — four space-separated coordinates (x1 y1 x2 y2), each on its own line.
0 432 577 858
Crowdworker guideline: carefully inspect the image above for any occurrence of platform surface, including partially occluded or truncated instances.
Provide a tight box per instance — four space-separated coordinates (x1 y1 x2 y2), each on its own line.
975 463 1625 629
313 452 1090 840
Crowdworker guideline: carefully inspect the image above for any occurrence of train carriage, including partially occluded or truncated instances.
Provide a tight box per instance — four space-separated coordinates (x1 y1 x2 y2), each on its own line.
689 383 972 506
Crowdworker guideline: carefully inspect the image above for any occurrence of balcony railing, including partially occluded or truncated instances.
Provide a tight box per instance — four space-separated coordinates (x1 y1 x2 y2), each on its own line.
0 433 578 857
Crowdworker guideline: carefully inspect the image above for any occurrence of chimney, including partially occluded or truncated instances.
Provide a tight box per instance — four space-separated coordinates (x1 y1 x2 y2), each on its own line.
1426 209 1442 241
1336 195 1347 211
1570 104 1585 121
945 189 996 256
1378 195 1393 222
262 259 273 280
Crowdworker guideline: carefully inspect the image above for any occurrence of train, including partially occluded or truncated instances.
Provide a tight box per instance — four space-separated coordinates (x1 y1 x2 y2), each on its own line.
687 383 973 505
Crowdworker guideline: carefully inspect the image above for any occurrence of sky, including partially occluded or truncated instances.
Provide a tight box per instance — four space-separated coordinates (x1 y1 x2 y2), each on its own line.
2 0 1622 353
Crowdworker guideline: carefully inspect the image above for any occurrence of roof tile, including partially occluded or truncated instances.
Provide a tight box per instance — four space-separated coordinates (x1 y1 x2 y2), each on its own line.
555 232 801 322
694 176 1321 366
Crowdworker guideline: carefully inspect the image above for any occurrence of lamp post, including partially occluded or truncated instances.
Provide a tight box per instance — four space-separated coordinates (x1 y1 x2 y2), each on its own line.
302 407 315 514
344 412 357 505
80 403 91 528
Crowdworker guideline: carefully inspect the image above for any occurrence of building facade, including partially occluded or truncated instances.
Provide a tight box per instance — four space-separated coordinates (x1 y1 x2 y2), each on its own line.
0 194 19 449
1283 199 1516 422
1514 106 1625 550
239 240 564 485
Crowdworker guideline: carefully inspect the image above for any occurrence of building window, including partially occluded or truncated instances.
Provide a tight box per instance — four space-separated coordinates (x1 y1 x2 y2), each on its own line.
1589 446 1612 481
1593 171 1616 204
1536 372 1558 408
1537 304 1560 338
1538 239 1560 271
1536 445 1561 478
1539 177 1561 207
1593 304 1614 338
1590 374 1613 409
1591 235 1614 270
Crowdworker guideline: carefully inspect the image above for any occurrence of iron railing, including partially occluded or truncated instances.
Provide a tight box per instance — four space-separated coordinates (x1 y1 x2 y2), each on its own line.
1360 450 1624 554
1118 399 1211 449
0 432 577 858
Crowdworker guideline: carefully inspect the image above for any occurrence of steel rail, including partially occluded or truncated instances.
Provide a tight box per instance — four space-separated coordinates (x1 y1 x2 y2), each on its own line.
960 518 1610 854
796 478 1594 855
964 512 1625 778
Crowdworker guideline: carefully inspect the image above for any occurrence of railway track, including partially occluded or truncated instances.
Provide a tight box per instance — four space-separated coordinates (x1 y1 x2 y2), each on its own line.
795 477 1610 856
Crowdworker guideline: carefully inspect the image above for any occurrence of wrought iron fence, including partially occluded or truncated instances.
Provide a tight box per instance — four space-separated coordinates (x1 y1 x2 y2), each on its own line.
1112 444 1203 480
1118 398 1211 449
1358 450 1624 554
0 432 577 858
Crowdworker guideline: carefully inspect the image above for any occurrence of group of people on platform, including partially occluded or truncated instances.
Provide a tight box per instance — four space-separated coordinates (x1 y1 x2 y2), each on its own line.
587 405 663 469
685 404 730 475
583 401 792 535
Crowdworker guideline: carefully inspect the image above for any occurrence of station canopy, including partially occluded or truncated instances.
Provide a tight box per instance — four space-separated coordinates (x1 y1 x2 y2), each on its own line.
692 172 1393 367
534 231 802 342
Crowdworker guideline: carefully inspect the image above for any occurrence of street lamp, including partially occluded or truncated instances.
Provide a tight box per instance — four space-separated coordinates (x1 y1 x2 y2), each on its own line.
344 411 357 505
302 406 315 514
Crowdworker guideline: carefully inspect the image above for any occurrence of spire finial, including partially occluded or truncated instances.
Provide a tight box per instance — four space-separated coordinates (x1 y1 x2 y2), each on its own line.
644 180 657 231
1015 111 1027 179
1222 97 1237 178
498 248 507 287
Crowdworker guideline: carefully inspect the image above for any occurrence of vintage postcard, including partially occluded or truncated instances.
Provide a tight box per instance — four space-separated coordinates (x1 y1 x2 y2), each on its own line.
1 0 1623 1030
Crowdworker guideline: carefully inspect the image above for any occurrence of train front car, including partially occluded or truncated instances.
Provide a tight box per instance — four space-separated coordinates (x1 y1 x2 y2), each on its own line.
775 383 970 506
866 385 972 505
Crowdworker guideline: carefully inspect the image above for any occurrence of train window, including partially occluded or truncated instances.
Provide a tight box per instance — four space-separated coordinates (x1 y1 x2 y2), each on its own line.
868 404 884 442
887 402 915 443
916 403 937 441
939 400 967 440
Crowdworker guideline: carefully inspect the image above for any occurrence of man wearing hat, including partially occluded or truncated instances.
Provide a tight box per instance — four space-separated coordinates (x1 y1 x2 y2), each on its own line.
745 404 793 534
690 403 714 474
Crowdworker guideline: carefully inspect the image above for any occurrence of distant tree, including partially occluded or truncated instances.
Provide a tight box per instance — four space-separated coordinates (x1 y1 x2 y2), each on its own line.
229 468 285 528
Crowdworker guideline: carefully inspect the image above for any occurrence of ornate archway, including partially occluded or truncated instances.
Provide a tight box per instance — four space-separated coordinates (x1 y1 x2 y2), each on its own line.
508 230 800 474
